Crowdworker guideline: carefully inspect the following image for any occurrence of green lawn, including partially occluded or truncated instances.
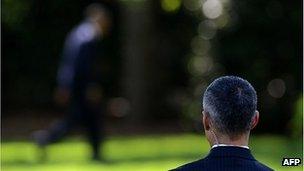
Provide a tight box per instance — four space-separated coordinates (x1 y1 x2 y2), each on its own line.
1 134 302 171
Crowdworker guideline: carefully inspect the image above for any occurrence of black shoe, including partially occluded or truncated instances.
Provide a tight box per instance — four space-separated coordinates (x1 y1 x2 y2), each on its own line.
92 153 107 162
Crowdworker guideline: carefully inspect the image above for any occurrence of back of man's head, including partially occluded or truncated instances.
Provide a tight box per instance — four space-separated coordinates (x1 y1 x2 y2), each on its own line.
203 76 257 138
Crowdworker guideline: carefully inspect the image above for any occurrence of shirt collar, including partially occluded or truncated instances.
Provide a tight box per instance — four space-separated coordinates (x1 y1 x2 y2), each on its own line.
212 144 249 149
207 146 255 161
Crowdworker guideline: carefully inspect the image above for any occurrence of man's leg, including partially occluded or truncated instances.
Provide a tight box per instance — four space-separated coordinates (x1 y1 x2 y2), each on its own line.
33 105 81 146
83 106 102 160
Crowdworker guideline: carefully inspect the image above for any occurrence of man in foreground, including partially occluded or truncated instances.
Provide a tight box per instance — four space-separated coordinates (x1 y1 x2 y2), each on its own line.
171 76 273 171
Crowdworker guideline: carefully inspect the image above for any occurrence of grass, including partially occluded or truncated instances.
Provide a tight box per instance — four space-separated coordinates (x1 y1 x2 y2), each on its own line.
1 134 302 171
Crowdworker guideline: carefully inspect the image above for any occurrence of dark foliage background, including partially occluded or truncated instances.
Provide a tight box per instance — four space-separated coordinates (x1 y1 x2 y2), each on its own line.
2 0 302 136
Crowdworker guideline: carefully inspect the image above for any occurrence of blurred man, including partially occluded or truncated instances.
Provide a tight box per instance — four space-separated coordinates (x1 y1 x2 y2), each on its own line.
33 3 111 161
171 76 273 171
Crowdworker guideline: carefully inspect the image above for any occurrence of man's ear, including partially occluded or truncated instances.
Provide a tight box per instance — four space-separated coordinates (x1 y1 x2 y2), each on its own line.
250 110 259 130
202 111 211 131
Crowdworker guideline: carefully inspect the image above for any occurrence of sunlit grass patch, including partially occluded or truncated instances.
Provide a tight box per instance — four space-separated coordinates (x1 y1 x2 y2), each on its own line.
1 134 302 171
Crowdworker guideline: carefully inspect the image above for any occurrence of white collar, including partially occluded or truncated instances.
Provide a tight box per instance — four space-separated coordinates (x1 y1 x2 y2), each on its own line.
212 144 249 149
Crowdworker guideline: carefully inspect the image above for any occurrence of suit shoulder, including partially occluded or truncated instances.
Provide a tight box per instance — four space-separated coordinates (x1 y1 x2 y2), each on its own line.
170 158 206 171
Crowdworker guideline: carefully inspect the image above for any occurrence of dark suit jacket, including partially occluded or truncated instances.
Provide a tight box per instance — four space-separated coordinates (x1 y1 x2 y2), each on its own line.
57 21 99 92
171 146 273 171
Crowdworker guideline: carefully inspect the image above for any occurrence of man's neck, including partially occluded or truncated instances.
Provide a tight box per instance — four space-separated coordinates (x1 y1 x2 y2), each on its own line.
209 132 250 147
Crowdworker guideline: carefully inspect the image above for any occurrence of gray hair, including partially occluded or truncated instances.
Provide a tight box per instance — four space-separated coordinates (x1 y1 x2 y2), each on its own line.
203 76 257 136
